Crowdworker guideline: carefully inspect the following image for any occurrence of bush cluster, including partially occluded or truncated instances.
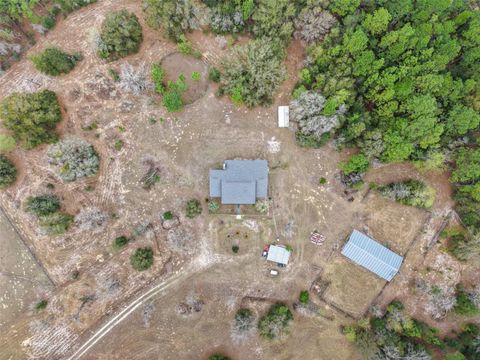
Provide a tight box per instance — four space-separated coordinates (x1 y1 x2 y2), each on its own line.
143 0 198 41
30 47 82 76
0 90 62 149
25 194 72 235
258 303 293 340
47 138 100 182
185 199 202 218
378 180 435 209
345 300 478 359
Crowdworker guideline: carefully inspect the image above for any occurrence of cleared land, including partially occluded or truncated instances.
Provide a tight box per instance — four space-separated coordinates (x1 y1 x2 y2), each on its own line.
0 1 476 359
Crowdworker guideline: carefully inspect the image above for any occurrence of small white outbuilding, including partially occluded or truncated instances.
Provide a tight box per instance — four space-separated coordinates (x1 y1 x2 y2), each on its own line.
278 106 289 128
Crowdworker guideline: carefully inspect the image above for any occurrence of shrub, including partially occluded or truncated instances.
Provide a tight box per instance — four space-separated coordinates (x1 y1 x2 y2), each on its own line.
30 47 82 76
47 138 100 181
132 222 152 237
208 355 230 360
185 199 202 218
208 201 219 214
163 90 183 112
191 71 200 81
119 63 150 95
35 300 48 310
208 67 221 82
143 0 198 41
98 10 142 60
113 236 129 250
378 180 435 209
222 38 286 107
163 211 173 220
454 285 479 316
255 199 269 213
25 195 60 216
74 207 108 233
130 247 154 271
341 154 369 175
319 177 327 185
232 245 239 253
299 290 309 304
39 212 73 235
151 63 165 94
0 90 61 149
0 155 16 188
0 134 16 152
258 303 293 340
108 68 120 82
114 139 123 151
177 34 193 55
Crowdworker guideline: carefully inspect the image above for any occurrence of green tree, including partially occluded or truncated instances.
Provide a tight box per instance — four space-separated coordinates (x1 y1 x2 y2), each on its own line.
30 47 82 76
130 247 154 271
445 105 480 137
329 0 360 17
0 155 16 189
452 148 480 183
222 38 286 107
98 10 143 60
0 90 62 149
252 0 296 43
362 8 392 36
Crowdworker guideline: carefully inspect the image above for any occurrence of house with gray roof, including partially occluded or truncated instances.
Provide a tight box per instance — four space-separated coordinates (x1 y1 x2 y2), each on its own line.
209 160 268 205
341 230 403 282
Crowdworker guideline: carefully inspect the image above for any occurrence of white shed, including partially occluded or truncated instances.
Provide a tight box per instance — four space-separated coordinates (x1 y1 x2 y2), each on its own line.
278 106 289 128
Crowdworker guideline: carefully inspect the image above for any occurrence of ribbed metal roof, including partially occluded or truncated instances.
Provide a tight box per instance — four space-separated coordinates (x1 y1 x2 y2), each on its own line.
267 245 290 265
341 230 403 282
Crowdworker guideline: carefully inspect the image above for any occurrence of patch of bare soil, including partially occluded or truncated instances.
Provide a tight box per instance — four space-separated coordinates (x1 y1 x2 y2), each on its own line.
161 52 209 104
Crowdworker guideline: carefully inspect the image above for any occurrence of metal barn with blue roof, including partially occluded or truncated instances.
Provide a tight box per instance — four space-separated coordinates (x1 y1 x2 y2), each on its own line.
341 230 403 282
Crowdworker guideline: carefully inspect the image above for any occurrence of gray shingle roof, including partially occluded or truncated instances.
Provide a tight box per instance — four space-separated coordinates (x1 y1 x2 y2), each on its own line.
209 160 268 205
341 230 403 282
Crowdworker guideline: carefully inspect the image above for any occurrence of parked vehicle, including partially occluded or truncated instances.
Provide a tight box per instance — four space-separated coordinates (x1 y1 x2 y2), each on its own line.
262 245 269 257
